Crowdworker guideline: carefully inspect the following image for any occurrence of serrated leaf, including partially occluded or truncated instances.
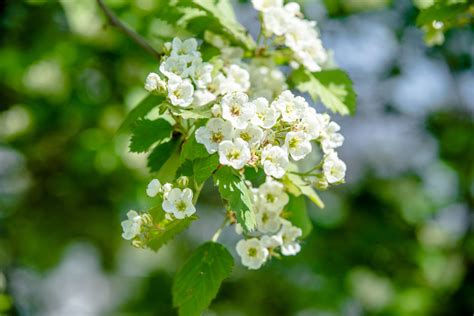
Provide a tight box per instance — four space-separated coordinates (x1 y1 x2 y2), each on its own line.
147 204 197 252
293 69 357 116
118 94 165 133
172 242 233 316
129 119 173 153
286 194 312 238
172 107 212 120
193 154 219 185
213 167 256 232
148 137 181 173
284 173 325 209
180 133 209 163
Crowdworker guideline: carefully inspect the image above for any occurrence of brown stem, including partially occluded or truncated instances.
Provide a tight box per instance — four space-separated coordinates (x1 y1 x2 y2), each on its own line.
96 0 161 60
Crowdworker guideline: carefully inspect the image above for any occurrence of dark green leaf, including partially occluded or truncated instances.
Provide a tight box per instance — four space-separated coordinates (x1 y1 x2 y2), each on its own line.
193 154 219 185
416 2 470 26
180 133 209 163
213 167 256 232
129 119 173 153
118 94 165 133
148 137 181 173
286 194 312 238
172 242 234 316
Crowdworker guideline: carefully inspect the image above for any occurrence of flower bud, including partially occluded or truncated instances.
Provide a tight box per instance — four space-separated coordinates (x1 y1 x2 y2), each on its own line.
176 176 189 188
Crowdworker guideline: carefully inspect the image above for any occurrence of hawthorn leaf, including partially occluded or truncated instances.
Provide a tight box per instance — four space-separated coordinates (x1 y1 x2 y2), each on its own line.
172 242 234 316
193 154 219 185
284 173 325 209
118 94 165 133
129 119 173 153
286 194 312 238
213 167 256 232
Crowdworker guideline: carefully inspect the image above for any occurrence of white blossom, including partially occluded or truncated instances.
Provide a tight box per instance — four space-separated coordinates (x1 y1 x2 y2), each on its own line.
300 107 323 139
144 72 166 92
320 120 344 153
278 219 302 256
192 62 213 89
193 89 216 107
235 124 264 146
251 0 282 12
323 151 346 184
251 97 279 129
170 37 198 57
162 188 196 219
167 76 194 108
273 90 307 123
159 56 188 79
221 92 255 129
225 64 251 93
261 235 283 249
261 145 289 178
121 210 143 240
256 208 282 233
146 179 161 197
263 7 288 36
236 238 269 270
257 179 289 212
284 131 312 161
195 118 234 154
218 138 251 170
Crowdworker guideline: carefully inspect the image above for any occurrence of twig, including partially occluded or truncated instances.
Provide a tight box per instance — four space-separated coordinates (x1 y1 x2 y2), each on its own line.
211 216 229 242
96 0 161 61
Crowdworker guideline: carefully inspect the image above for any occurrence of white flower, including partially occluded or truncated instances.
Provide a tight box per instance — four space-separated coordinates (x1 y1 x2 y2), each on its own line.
261 145 289 178
226 64 250 93
159 56 188 79
323 151 346 184
162 183 173 195
235 223 243 235
218 138 251 170
162 188 196 219
235 124 264 146
146 179 162 197
192 62 213 89
273 90 307 123
168 76 194 108
256 208 282 233
278 220 302 256
284 131 312 161
170 38 198 57
236 238 269 270
284 2 301 16
221 92 255 129
121 210 143 240
261 235 283 249
211 104 222 117
195 118 234 154
257 179 289 212
300 107 323 139
144 72 166 92
251 97 279 128
251 0 282 11
320 121 344 153
263 7 288 36
193 89 216 107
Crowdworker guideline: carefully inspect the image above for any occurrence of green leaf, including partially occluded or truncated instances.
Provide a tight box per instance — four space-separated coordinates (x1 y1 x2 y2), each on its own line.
292 69 357 116
129 119 173 153
416 2 471 27
191 0 256 50
193 154 219 185
180 133 209 163
284 173 325 209
147 204 197 252
148 137 181 173
118 94 165 133
286 194 312 238
172 242 234 316
213 167 256 232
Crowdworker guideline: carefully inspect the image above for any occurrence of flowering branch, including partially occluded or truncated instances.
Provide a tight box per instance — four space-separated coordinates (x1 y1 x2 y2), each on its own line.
96 0 161 60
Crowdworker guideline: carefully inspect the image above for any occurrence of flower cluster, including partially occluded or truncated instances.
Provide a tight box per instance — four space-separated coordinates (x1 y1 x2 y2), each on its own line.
196 89 346 184
253 0 329 72
236 178 302 269
146 178 196 220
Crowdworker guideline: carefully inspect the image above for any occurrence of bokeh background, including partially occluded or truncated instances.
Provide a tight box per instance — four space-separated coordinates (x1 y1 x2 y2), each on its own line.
0 0 473 315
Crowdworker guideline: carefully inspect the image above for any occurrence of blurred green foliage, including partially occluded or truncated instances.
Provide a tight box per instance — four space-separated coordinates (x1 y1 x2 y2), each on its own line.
0 0 472 315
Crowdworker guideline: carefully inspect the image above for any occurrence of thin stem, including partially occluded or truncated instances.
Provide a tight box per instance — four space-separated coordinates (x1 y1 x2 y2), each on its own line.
96 0 161 61
211 216 229 242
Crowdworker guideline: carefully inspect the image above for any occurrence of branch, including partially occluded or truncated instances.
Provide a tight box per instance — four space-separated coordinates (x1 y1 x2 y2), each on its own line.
96 0 161 61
